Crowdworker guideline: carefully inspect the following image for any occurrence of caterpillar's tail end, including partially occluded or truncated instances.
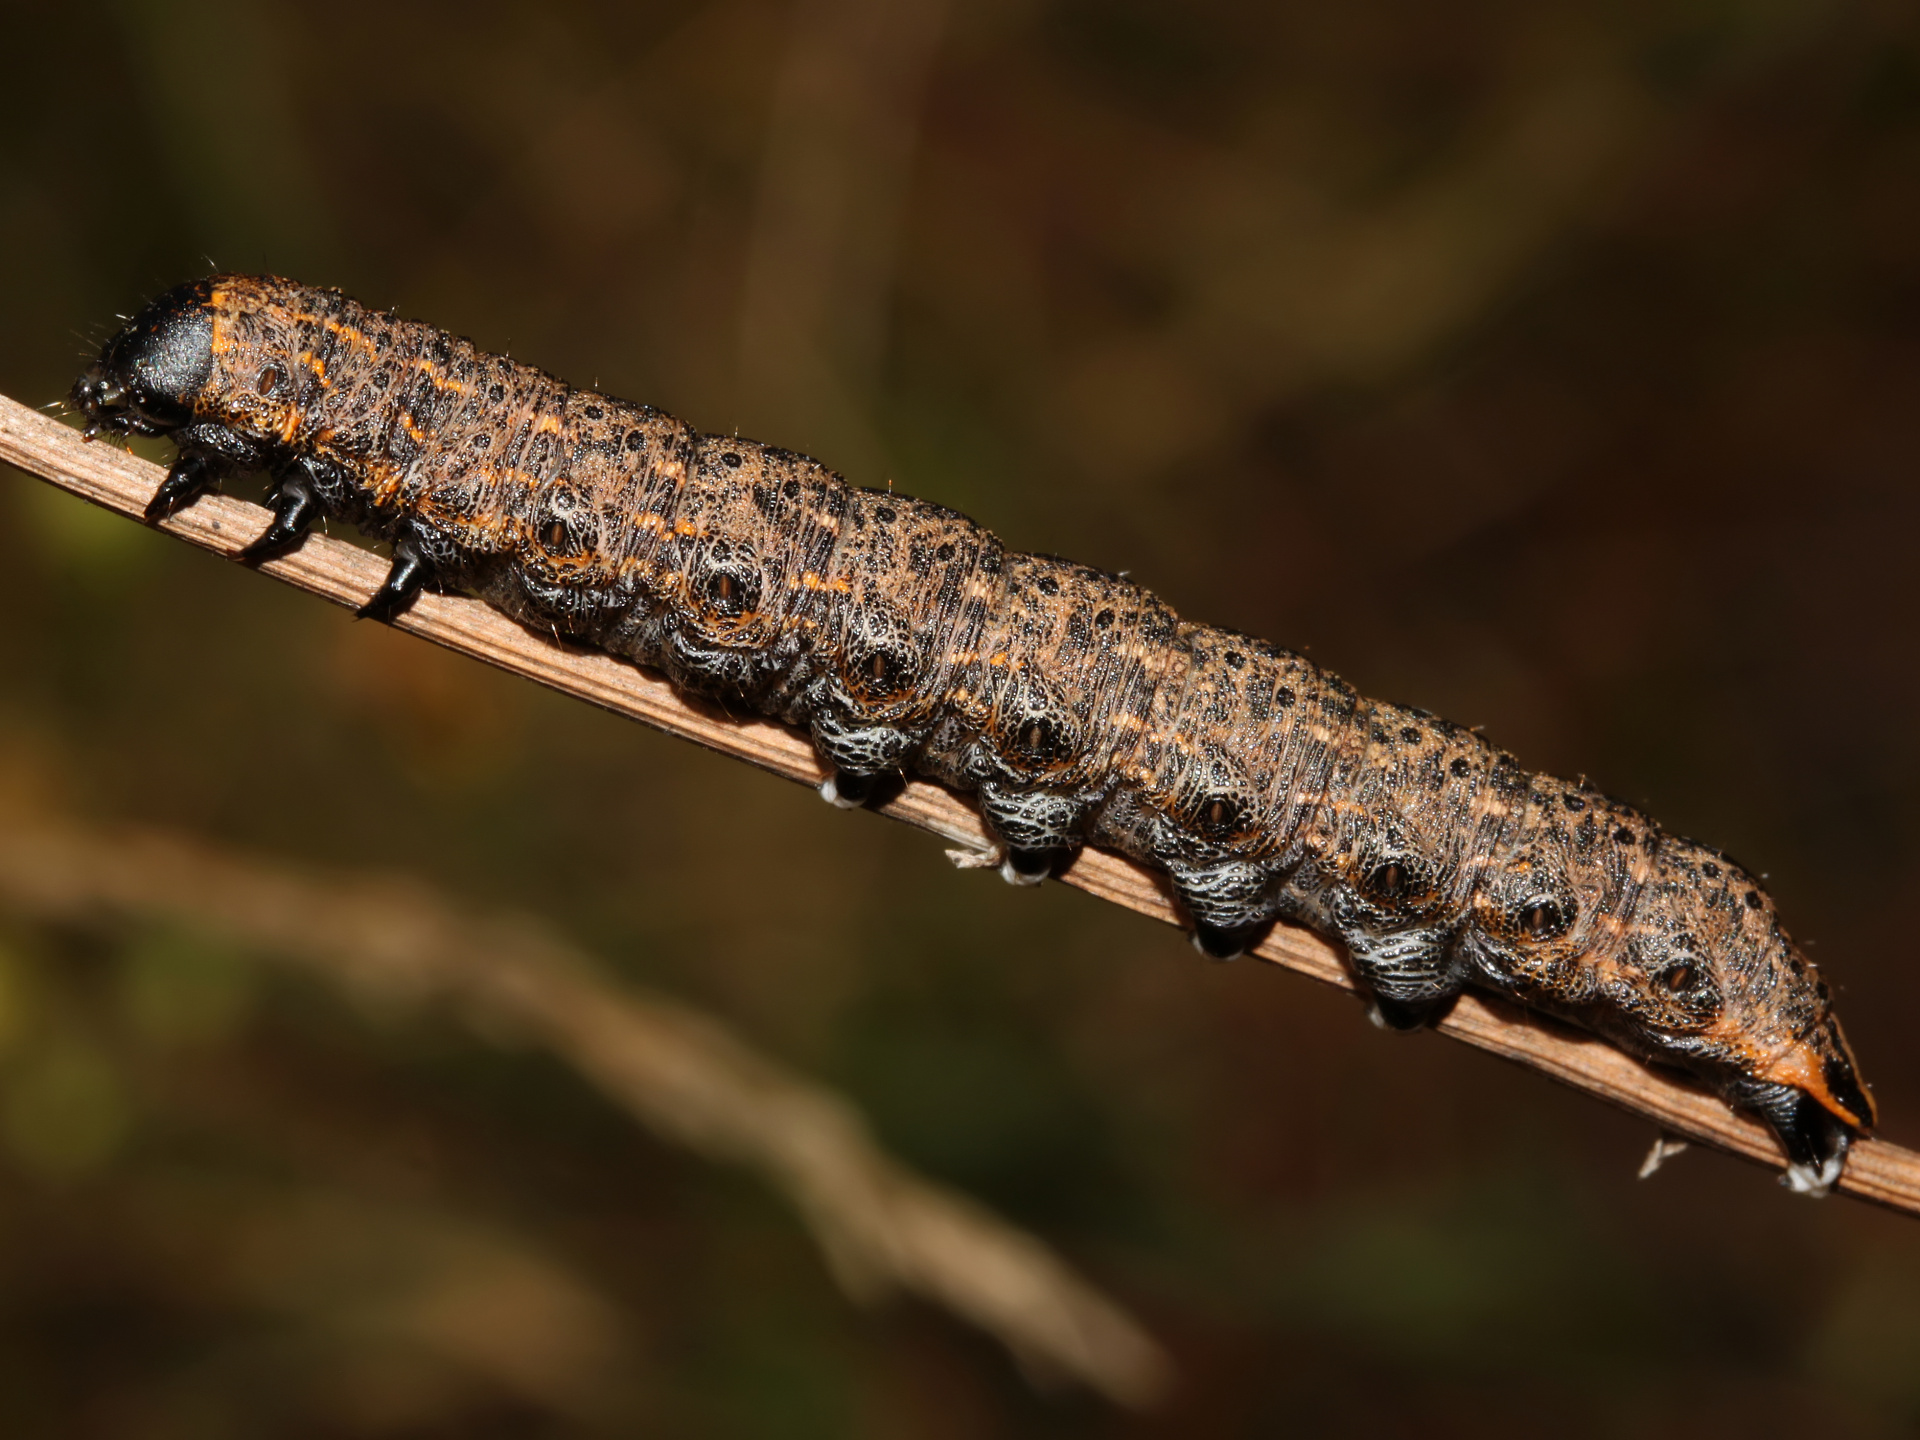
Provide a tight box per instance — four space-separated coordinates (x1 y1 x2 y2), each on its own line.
1742 1081 1860 1198
1736 1033 1875 1198
1777 1097 1853 1197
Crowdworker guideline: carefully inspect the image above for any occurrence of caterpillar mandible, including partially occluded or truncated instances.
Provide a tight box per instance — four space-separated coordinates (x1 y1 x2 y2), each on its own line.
71 274 1877 1194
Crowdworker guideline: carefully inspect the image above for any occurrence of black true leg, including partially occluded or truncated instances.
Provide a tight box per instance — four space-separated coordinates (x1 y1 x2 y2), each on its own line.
143 422 266 524
358 540 429 623
145 452 216 523
238 478 319 562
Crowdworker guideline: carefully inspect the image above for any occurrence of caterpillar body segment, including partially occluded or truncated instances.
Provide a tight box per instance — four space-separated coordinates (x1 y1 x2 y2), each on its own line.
72 274 1876 1193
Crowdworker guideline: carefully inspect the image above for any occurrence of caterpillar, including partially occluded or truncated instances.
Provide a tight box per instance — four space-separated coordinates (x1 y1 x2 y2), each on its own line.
71 274 1876 1193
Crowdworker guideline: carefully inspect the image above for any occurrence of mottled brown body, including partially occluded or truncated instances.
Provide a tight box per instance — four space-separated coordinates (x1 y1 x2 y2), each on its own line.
72 274 1876 1191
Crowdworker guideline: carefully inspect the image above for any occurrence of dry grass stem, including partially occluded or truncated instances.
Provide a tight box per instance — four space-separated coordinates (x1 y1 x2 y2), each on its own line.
3 391 1916 1219
0 800 1173 1409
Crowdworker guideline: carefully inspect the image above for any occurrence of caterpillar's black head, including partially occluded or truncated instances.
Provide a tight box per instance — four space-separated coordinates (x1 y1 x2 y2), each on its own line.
72 278 217 437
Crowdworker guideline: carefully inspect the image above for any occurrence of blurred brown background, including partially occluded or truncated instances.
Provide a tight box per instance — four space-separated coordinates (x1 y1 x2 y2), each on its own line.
4 0 1920 1434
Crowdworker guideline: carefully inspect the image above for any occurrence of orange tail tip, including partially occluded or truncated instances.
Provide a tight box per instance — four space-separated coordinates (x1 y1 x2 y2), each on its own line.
1756 1038 1876 1133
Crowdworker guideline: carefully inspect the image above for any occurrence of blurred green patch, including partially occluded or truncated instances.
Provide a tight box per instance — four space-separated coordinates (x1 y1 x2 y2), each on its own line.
117 927 256 1048
16 476 156 580
1807 1243 1920 1419
835 1002 1132 1233
706 1316 858 1440
1248 1172 1678 1388
1284 1201 1528 1346
3 1036 130 1180
0 940 31 1059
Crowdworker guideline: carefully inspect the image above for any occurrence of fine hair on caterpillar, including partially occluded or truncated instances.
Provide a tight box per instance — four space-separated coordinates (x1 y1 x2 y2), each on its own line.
71 273 1878 1195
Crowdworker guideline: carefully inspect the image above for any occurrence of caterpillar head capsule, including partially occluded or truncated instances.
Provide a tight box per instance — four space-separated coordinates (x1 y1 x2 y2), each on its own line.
71 278 216 437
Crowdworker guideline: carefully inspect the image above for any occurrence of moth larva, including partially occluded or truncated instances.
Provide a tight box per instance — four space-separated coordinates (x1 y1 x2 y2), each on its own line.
72 274 1877 1193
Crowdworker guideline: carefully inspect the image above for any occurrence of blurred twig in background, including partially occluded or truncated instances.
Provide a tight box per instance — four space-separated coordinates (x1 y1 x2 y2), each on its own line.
3 391 1918 1226
0 793 1172 1409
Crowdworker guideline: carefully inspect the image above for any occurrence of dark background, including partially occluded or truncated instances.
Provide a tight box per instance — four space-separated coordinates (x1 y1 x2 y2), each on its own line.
3 0 1920 1434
